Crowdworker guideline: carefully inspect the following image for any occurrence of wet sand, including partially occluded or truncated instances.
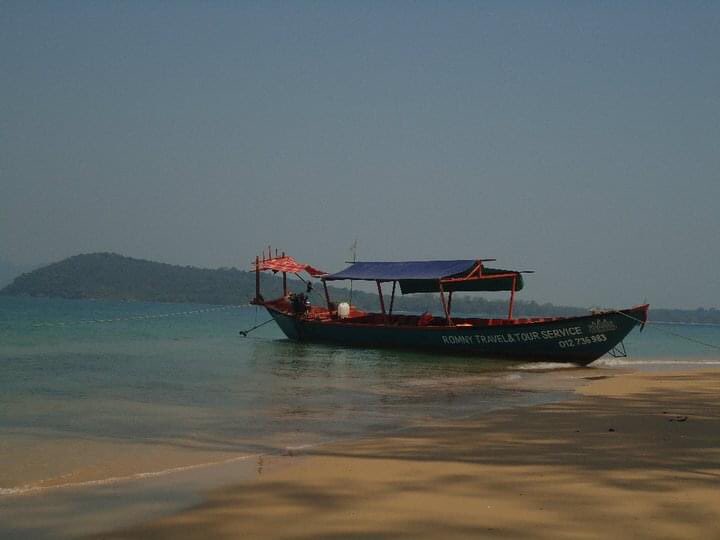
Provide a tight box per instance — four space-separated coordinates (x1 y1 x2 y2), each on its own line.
99 368 720 539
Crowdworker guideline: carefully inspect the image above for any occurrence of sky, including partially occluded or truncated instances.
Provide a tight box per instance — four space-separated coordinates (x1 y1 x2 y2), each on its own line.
1 1 719 309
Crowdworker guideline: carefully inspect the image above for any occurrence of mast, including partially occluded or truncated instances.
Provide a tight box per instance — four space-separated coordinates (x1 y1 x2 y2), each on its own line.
282 251 287 296
349 239 358 305
254 255 261 303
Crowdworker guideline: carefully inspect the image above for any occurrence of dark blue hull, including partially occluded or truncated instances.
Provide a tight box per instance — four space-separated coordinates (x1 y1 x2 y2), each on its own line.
265 305 648 366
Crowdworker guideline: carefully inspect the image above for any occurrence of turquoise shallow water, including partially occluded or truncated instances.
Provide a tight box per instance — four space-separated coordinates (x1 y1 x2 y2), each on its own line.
1 296 719 537
0 296 558 492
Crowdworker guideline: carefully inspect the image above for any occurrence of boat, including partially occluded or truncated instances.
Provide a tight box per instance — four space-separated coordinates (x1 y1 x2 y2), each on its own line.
249 248 648 365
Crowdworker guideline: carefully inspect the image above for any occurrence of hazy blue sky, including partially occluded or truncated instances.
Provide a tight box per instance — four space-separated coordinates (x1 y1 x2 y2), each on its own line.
2 2 719 308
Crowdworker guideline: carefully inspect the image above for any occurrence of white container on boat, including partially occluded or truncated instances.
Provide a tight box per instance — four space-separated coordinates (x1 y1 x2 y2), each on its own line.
338 302 351 319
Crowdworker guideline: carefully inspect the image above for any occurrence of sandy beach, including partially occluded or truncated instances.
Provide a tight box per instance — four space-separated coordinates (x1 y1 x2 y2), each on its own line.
95 367 720 539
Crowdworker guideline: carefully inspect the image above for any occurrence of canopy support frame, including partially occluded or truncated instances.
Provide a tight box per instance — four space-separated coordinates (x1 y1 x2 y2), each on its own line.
376 280 387 322
389 281 397 316
323 280 332 312
508 275 517 319
439 280 453 326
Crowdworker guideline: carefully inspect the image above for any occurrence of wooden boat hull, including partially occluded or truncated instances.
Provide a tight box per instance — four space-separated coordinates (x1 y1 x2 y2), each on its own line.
264 305 648 366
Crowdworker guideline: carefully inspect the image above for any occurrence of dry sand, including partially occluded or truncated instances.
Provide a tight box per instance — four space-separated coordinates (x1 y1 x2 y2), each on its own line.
99 369 720 539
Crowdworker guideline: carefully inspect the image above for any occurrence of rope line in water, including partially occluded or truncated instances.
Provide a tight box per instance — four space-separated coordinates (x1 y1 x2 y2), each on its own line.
31 305 245 327
614 310 720 352
651 320 720 327
239 318 275 336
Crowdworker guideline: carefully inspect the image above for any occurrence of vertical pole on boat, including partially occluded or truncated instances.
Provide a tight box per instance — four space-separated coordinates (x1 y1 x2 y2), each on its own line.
439 281 453 326
281 251 287 296
389 281 397 316
254 255 261 303
323 280 332 312
349 239 357 305
508 275 517 319
448 290 453 315
376 280 387 321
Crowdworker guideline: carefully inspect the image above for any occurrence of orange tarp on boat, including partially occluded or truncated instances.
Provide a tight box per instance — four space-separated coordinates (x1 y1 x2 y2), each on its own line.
253 256 326 277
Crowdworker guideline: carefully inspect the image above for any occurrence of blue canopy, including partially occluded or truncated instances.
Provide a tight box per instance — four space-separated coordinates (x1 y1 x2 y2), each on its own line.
323 260 478 282
323 260 523 293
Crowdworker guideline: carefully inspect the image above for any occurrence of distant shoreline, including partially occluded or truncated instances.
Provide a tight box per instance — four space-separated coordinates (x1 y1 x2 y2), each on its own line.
2 252 719 323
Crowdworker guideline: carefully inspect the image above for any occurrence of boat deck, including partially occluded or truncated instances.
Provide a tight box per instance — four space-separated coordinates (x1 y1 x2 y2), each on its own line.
265 298 566 328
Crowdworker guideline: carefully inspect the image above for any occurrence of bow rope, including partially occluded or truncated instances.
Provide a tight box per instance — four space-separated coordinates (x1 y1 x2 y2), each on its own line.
614 310 720 352
31 305 243 327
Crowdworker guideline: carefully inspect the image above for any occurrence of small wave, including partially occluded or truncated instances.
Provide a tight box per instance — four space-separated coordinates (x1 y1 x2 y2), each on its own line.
513 362 580 371
593 357 720 367
285 443 319 451
397 375 493 388
0 452 260 498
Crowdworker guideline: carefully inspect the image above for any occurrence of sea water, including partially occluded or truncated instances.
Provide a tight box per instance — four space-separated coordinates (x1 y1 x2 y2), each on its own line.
1 296 719 538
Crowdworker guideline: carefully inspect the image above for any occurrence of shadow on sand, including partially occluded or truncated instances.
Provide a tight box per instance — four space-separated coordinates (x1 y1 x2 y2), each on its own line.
92 372 720 539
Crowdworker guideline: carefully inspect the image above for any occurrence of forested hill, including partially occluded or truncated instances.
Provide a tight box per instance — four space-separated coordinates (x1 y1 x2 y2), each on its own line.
0 253 268 305
0 252 379 308
2 253 718 323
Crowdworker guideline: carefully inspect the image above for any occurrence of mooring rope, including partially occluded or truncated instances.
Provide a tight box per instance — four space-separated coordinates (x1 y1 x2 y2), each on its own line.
31 304 244 327
238 318 275 336
614 310 720 352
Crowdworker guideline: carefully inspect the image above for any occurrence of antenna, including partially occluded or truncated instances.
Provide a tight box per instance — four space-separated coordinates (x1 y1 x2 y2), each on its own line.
349 238 358 304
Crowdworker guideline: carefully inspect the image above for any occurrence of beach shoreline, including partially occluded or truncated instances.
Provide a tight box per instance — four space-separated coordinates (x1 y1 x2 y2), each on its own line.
93 366 720 539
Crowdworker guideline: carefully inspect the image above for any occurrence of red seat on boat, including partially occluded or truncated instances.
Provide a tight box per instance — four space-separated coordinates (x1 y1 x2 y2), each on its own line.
417 312 433 326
